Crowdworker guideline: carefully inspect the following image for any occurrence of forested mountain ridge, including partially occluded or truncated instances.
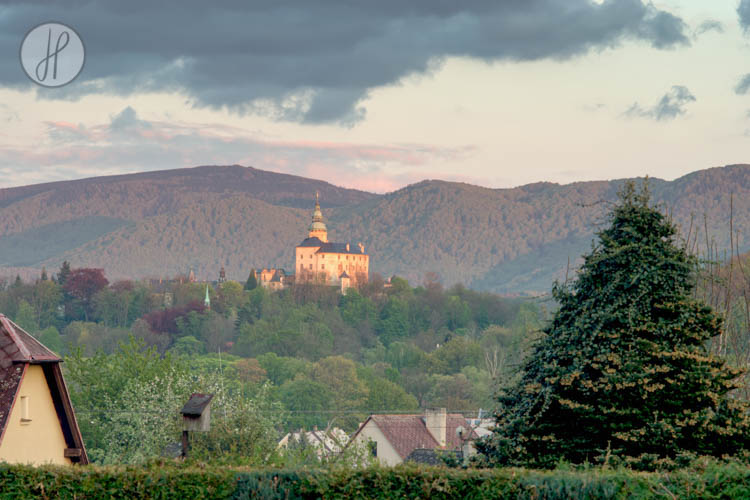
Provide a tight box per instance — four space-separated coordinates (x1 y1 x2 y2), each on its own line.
1 164 749 293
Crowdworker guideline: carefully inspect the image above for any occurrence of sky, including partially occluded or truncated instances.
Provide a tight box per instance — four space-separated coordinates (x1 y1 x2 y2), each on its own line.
0 0 749 193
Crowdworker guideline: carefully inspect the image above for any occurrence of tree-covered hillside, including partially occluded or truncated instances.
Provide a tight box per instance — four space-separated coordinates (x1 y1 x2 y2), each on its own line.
1 164 749 293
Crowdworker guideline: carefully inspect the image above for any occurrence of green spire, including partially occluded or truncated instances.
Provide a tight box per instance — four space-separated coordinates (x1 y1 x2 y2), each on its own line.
308 191 327 233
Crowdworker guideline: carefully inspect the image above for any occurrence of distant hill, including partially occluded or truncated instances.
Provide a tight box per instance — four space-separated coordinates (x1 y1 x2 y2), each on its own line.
1 164 748 294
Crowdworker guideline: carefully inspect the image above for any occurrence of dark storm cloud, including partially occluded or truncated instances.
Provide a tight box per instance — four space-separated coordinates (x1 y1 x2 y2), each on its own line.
1 0 689 125
740 0 750 32
623 86 696 121
736 74 750 95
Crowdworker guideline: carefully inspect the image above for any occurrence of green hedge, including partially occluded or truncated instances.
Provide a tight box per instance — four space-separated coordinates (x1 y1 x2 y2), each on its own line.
2 461 750 499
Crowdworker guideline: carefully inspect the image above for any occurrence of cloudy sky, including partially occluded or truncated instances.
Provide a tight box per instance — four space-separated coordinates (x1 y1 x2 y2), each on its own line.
1 0 749 192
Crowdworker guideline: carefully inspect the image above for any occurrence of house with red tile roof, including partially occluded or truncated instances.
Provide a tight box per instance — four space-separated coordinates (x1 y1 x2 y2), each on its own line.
0 314 88 465
349 408 478 466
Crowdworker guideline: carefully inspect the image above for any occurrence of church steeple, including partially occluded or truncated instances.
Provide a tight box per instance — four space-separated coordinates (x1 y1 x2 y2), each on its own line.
308 191 328 242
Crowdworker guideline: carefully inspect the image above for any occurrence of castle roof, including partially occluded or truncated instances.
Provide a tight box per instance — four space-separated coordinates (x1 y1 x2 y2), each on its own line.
296 238 366 255
298 237 325 247
317 243 365 255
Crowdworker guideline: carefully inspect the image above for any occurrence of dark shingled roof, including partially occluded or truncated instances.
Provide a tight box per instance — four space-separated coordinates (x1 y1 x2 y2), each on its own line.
0 315 60 366
316 242 365 255
297 238 366 255
181 393 214 416
0 314 88 464
269 270 285 282
297 237 324 247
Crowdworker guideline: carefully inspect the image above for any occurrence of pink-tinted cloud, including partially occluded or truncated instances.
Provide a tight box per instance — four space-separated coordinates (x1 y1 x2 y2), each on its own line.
5 106 476 192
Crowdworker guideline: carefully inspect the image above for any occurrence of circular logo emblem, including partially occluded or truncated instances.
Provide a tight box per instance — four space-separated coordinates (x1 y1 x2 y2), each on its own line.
20 22 85 88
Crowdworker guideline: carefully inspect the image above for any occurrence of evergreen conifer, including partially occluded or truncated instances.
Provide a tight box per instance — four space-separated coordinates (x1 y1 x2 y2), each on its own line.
245 270 258 291
477 181 750 469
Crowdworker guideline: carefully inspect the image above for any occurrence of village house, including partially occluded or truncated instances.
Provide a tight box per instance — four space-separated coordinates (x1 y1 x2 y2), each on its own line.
349 408 478 466
0 314 88 465
278 427 348 459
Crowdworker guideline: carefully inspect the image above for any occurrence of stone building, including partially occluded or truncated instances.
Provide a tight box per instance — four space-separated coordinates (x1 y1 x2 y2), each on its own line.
295 194 369 290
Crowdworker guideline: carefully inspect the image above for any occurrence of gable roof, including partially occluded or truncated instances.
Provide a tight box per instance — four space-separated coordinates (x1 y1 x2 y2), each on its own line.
0 315 60 365
181 393 214 417
352 413 476 460
0 314 88 464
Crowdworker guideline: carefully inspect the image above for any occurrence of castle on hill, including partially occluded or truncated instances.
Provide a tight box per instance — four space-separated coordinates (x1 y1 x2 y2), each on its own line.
295 193 369 289
255 194 369 292
151 195 369 294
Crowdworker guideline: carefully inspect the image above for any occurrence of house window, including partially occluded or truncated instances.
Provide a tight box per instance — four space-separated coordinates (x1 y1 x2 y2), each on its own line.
322 264 325 269
309 264 313 269
369 441 377 457
20 396 30 423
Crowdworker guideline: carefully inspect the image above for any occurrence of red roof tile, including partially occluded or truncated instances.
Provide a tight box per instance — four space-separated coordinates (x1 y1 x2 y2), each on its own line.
362 413 477 460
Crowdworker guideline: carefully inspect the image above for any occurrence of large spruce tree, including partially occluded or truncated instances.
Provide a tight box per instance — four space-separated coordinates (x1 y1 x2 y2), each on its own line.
477 181 750 469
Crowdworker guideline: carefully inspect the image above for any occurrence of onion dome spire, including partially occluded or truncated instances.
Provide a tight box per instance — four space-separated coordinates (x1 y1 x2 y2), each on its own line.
308 191 328 242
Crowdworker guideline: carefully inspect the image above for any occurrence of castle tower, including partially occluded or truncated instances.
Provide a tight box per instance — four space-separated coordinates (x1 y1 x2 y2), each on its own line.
307 192 328 242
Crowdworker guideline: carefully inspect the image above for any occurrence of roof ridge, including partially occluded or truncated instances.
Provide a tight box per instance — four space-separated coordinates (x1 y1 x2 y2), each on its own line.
0 315 60 363
0 315 31 360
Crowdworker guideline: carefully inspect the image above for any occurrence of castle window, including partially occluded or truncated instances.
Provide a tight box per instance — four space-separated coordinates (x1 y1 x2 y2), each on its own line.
322 264 325 269
309 264 313 270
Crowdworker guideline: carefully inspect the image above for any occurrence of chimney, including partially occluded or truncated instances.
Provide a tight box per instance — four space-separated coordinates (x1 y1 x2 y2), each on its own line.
358 242 364 253
424 408 447 447
346 243 350 251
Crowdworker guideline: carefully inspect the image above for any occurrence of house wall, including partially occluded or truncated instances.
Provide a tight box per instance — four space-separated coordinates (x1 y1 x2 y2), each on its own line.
0 364 71 465
353 421 402 466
